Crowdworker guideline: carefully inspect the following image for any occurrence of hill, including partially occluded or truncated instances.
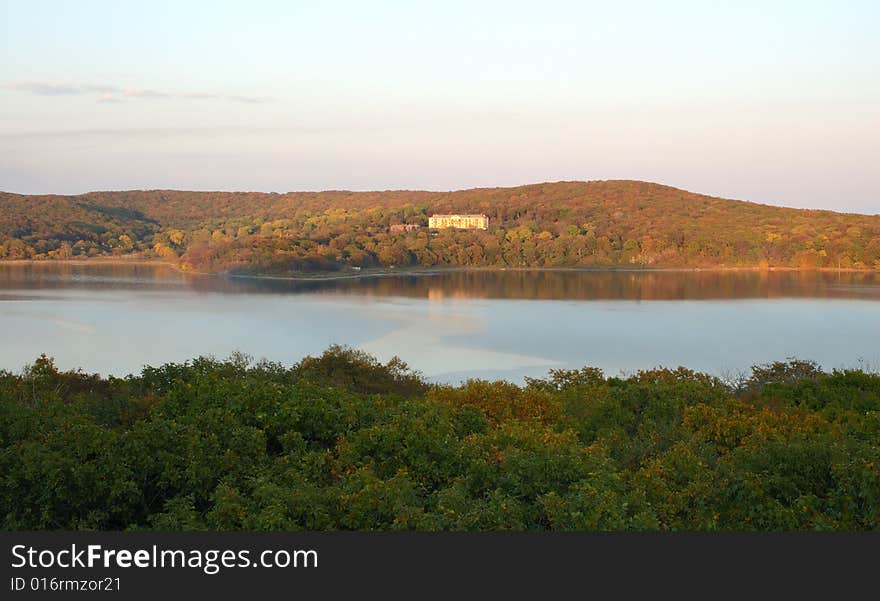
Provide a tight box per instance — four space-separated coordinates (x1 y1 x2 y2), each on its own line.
1 180 879 273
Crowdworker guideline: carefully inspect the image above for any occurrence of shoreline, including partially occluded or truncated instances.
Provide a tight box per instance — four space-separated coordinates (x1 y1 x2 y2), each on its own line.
0 257 877 283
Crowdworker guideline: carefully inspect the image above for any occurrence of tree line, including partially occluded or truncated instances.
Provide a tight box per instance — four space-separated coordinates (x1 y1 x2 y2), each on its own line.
2 180 879 273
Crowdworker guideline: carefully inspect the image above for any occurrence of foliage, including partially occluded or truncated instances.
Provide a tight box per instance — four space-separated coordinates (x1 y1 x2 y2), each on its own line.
3 180 879 272
1 352 879 531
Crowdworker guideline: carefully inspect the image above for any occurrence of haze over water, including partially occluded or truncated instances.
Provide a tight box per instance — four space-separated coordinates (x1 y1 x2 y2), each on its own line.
1 263 879 383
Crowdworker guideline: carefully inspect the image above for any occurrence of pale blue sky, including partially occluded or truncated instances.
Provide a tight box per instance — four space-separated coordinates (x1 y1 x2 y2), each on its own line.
1 1 878 212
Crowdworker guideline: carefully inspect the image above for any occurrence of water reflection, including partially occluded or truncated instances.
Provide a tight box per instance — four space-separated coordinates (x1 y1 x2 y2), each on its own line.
1 263 879 382
2 263 879 301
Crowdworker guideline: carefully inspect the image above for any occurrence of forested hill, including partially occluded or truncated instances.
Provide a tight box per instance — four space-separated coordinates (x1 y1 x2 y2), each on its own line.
1 180 879 273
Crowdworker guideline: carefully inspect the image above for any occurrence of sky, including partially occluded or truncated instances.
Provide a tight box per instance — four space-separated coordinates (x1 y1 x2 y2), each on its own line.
1 0 878 212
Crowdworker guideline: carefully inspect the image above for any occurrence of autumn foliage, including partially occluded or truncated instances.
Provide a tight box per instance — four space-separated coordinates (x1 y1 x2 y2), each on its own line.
2 180 879 272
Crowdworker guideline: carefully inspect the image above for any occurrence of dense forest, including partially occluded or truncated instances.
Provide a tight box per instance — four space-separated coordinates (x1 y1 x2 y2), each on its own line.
2 346 878 530
2 181 879 273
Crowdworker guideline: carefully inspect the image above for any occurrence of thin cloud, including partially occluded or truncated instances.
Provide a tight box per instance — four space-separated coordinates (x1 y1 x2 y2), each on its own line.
0 125 361 141
122 87 170 99
5 82 125 96
1 81 269 104
97 93 124 104
179 92 221 100
228 94 271 104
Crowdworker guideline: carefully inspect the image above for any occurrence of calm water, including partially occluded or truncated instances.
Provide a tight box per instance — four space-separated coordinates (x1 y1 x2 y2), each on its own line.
1 263 879 383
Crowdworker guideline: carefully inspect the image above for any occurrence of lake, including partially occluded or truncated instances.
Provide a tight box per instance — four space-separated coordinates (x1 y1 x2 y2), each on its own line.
1 263 879 383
